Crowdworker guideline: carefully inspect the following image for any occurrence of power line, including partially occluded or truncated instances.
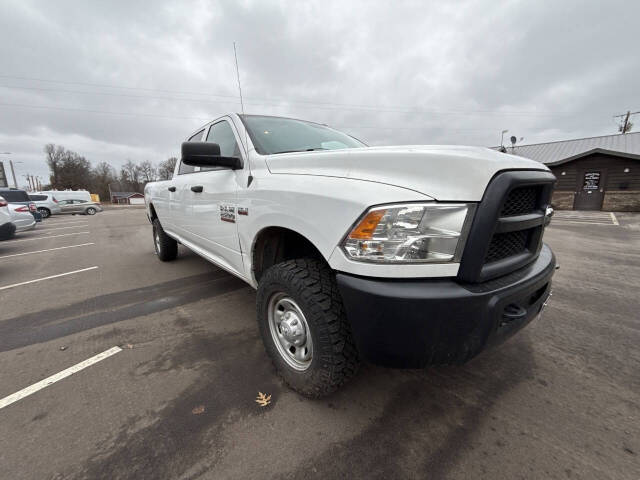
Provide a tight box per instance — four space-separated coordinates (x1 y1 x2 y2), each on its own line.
0 74 579 117
614 110 640 133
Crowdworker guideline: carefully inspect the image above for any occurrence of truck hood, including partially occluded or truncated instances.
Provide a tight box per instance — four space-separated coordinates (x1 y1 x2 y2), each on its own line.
265 145 548 201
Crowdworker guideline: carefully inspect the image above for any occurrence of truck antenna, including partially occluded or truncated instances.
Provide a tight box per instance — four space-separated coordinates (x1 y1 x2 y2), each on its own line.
233 42 245 115
233 42 252 185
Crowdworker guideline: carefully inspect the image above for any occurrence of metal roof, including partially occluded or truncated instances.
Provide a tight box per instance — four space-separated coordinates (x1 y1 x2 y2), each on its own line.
111 191 143 197
496 131 640 166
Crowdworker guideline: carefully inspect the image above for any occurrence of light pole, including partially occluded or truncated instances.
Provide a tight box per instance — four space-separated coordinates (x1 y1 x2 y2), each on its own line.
0 152 21 188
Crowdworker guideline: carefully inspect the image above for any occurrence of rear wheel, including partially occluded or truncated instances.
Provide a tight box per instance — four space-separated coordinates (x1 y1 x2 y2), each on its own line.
38 207 51 218
152 218 177 261
86 207 97 215
256 258 360 397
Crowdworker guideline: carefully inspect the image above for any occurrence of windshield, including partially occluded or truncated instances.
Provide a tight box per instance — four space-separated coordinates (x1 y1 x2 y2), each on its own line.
240 115 366 155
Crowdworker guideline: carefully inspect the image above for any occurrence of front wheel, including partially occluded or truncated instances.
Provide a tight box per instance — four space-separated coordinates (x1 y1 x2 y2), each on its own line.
256 258 360 397
152 218 177 261
38 207 51 218
85 207 96 215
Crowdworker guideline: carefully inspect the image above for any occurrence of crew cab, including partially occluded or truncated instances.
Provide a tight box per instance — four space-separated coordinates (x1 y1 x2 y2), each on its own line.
145 114 556 397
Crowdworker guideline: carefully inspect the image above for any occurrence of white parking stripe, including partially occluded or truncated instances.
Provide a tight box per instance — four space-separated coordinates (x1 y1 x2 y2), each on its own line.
0 243 94 260
610 212 619 225
0 346 122 410
8 232 90 243
0 266 99 291
42 220 89 226
39 225 89 231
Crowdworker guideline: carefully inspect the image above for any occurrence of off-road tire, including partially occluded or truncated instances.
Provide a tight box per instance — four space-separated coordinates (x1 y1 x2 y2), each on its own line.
153 218 178 261
256 258 360 397
38 207 51 218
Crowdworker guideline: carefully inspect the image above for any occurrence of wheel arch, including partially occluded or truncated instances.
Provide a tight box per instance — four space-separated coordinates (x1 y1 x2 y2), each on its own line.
251 226 328 284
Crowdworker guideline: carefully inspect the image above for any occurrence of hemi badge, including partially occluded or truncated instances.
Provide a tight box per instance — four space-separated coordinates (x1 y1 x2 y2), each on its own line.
238 207 249 216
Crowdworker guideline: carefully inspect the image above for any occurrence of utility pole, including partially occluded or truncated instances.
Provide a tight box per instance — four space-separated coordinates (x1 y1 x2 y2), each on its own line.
614 110 640 134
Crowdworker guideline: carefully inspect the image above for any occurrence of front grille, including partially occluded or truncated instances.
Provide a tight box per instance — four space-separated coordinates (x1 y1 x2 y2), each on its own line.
457 170 556 283
500 186 540 216
485 229 530 264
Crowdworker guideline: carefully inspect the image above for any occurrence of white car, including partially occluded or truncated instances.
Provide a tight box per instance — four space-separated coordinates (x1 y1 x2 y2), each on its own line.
8 203 36 232
0 195 16 240
145 114 557 397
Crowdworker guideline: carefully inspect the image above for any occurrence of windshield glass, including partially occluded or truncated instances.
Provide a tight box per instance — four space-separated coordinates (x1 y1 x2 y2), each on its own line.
241 115 366 155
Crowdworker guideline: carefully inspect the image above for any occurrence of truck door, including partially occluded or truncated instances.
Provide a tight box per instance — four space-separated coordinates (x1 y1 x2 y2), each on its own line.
182 119 244 277
168 129 206 237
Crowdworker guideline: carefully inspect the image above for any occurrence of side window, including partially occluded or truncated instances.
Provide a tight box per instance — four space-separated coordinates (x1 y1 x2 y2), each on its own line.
178 129 205 174
206 121 240 158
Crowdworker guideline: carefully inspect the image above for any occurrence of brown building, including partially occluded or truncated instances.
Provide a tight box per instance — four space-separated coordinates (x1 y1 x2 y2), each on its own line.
505 132 640 211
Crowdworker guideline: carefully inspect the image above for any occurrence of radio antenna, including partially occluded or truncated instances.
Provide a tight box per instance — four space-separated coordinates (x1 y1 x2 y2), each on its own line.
233 42 253 184
233 42 245 114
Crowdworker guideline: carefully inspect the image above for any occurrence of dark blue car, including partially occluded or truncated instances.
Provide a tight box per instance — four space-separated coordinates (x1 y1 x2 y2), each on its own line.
0 188 43 222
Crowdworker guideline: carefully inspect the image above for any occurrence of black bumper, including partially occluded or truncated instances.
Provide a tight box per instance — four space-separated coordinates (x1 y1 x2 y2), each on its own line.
336 244 556 368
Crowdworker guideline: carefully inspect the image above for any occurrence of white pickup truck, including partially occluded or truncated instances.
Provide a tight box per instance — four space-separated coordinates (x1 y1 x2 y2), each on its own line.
145 114 556 397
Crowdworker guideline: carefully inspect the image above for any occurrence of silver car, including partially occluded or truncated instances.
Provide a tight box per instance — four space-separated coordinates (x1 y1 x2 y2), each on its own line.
8 203 36 232
29 193 62 218
57 199 103 215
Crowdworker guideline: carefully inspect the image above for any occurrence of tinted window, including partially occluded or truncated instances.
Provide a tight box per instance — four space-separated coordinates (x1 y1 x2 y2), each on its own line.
179 129 206 174
206 121 240 157
241 115 365 155
29 195 48 201
1 190 30 202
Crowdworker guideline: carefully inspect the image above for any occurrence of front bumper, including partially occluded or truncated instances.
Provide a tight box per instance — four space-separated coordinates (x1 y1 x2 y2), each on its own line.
336 244 555 368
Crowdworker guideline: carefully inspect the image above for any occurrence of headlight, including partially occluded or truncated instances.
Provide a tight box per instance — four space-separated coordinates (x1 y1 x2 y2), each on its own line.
342 203 475 263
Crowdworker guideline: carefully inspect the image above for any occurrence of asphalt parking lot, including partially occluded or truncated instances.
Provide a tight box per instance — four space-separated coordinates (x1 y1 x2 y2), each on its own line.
0 208 638 479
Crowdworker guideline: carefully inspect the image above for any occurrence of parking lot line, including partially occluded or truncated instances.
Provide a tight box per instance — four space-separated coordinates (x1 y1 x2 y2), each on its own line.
41 220 90 227
8 232 90 243
39 225 89 231
610 212 619 225
0 266 99 292
0 346 122 410
0 243 94 260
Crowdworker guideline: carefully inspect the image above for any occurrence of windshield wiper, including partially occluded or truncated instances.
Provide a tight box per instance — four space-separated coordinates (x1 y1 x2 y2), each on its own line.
272 147 329 154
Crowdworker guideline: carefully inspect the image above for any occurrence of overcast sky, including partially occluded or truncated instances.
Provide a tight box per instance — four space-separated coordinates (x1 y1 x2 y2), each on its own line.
0 0 638 187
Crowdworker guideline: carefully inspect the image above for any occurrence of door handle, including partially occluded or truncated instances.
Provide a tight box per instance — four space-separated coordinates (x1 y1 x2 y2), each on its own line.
191 185 203 193
168 186 176 192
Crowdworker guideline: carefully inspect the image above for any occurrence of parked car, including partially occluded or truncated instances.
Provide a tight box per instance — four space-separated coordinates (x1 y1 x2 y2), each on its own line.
145 113 557 397
0 188 43 222
29 193 61 218
8 203 36 232
0 195 16 240
57 199 103 215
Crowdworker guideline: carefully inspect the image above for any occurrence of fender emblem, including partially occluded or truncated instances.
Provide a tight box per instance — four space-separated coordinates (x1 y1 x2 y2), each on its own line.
237 207 249 216
220 205 236 223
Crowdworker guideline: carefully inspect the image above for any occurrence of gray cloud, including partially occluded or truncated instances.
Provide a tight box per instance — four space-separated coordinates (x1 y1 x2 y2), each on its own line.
0 0 637 186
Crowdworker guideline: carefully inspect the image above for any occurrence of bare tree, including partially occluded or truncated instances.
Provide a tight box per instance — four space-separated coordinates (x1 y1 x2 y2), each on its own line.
139 160 157 184
158 157 177 180
44 144 66 189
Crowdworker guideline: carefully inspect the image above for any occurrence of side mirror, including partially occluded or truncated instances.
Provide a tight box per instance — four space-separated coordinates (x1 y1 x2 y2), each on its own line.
181 142 242 170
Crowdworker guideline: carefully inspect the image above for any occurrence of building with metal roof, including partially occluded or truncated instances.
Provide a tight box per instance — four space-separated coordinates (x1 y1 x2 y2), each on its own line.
497 132 640 211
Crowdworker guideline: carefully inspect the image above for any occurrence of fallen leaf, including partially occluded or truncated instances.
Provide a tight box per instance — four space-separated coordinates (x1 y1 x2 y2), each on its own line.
255 392 271 407
192 405 205 415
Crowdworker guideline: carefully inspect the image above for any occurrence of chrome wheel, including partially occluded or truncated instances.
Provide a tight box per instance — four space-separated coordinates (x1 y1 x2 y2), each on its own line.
86 208 96 215
268 293 313 371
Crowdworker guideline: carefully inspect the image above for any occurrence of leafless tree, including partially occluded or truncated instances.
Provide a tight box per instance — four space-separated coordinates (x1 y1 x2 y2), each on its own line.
158 157 177 180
